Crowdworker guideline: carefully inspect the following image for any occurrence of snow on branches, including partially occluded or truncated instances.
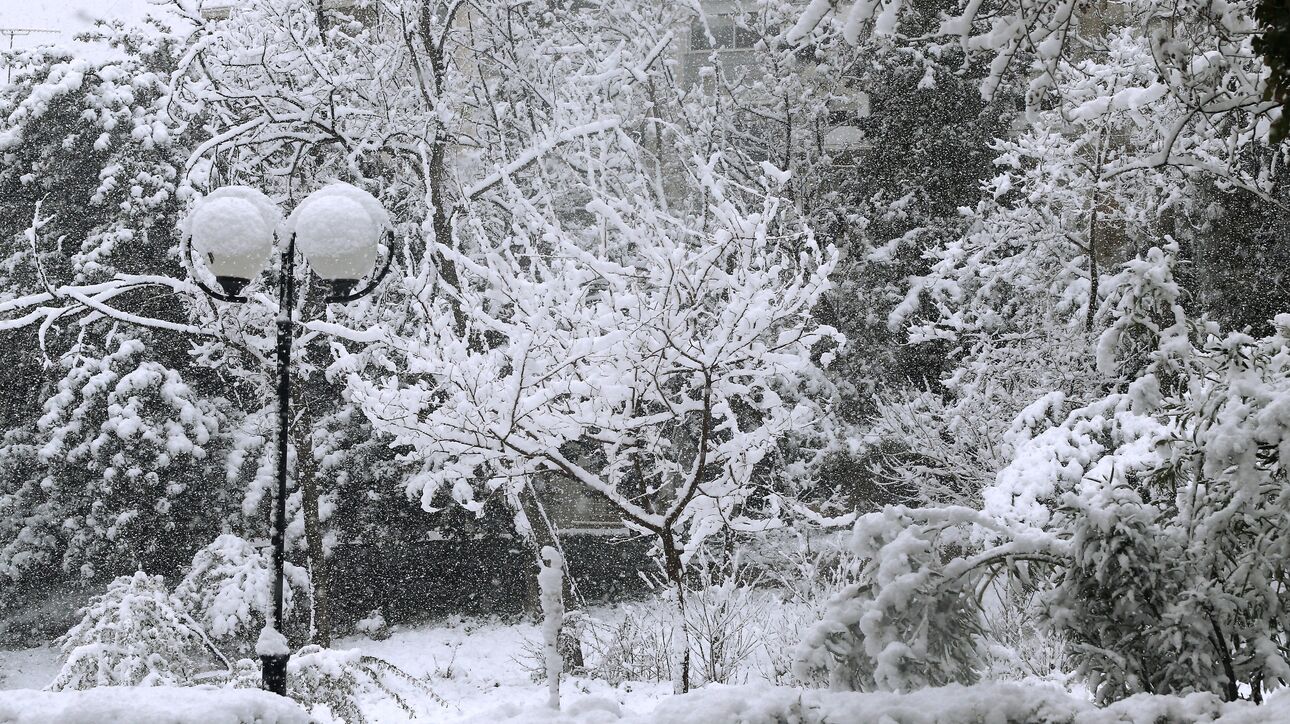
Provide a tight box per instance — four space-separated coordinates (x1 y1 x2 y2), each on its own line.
51 571 224 689
0 335 224 582
794 504 1062 692
790 0 1280 144
348 163 839 552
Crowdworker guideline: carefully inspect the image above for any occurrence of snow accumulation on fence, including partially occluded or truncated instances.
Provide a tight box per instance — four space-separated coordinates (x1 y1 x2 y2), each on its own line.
0 686 310 724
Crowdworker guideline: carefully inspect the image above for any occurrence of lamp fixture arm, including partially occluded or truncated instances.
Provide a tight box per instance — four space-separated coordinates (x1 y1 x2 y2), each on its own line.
184 238 251 303
324 230 397 304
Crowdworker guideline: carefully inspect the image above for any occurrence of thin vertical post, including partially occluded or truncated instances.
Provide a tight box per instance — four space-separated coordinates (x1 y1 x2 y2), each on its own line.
1 28 59 84
262 233 297 696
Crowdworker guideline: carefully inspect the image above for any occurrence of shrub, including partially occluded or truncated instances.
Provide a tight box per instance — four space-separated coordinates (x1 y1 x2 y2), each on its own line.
173 534 305 656
227 646 445 723
51 571 226 689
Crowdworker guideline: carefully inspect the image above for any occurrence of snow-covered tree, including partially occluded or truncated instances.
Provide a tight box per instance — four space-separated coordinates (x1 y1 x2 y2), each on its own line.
0 22 188 289
345 156 839 692
0 22 196 486
0 21 241 606
794 505 995 691
791 0 1290 705
0 334 226 583
792 0 1279 134
858 0 1286 509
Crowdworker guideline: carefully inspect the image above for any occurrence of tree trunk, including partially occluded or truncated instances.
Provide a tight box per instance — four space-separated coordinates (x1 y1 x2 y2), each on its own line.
414 2 467 336
661 530 690 694
314 0 328 42
301 470 330 648
293 399 330 648
518 482 550 618
519 480 584 668
1086 193 1099 332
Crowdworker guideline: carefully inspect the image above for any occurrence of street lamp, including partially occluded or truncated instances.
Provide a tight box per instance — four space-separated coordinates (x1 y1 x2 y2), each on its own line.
184 186 280 298
181 182 394 697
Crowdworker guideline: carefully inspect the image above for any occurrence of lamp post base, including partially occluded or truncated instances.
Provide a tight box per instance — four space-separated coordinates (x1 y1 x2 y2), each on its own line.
260 653 289 696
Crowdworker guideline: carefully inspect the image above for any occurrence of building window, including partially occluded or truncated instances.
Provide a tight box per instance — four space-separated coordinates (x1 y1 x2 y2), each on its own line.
688 17 759 52
683 16 760 89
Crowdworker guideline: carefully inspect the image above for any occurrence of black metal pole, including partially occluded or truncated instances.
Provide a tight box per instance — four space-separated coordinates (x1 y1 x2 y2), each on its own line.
261 233 296 696
187 219 393 696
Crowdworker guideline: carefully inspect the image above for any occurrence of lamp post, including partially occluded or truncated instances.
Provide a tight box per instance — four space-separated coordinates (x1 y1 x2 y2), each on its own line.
182 183 393 696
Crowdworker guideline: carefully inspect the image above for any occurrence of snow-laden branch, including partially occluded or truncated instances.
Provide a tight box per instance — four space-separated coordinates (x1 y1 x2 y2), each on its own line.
302 320 388 344
0 276 213 340
346 161 841 556
461 118 623 201
183 116 270 175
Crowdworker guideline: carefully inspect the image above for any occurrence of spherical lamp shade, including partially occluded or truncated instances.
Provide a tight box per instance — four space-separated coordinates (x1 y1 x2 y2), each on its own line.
181 186 282 295
287 183 390 283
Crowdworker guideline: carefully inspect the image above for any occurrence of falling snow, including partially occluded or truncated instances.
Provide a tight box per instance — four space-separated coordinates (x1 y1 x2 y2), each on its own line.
1 0 1289 722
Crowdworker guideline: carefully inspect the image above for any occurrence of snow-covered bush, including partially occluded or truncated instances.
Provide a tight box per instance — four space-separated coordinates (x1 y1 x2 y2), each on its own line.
794 507 989 692
544 602 676 686
227 646 444 724
685 585 765 686
737 525 865 685
978 580 1069 684
798 309 1290 702
353 610 389 641
740 538 858 685
1037 481 1196 703
531 579 824 688
173 534 308 656
50 571 223 689
1030 314 1290 704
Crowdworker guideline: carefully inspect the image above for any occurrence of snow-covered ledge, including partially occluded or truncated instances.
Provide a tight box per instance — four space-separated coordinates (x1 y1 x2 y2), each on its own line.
0 687 309 724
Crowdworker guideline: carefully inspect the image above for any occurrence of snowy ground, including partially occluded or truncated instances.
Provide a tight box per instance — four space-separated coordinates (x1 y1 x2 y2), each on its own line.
0 614 674 723
5 614 1290 723
328 614 673 723
0 644 59 691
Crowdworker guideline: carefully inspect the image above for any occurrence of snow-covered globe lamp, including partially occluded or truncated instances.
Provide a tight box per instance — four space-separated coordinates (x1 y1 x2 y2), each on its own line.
287 183 390 297
182 186 282 297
